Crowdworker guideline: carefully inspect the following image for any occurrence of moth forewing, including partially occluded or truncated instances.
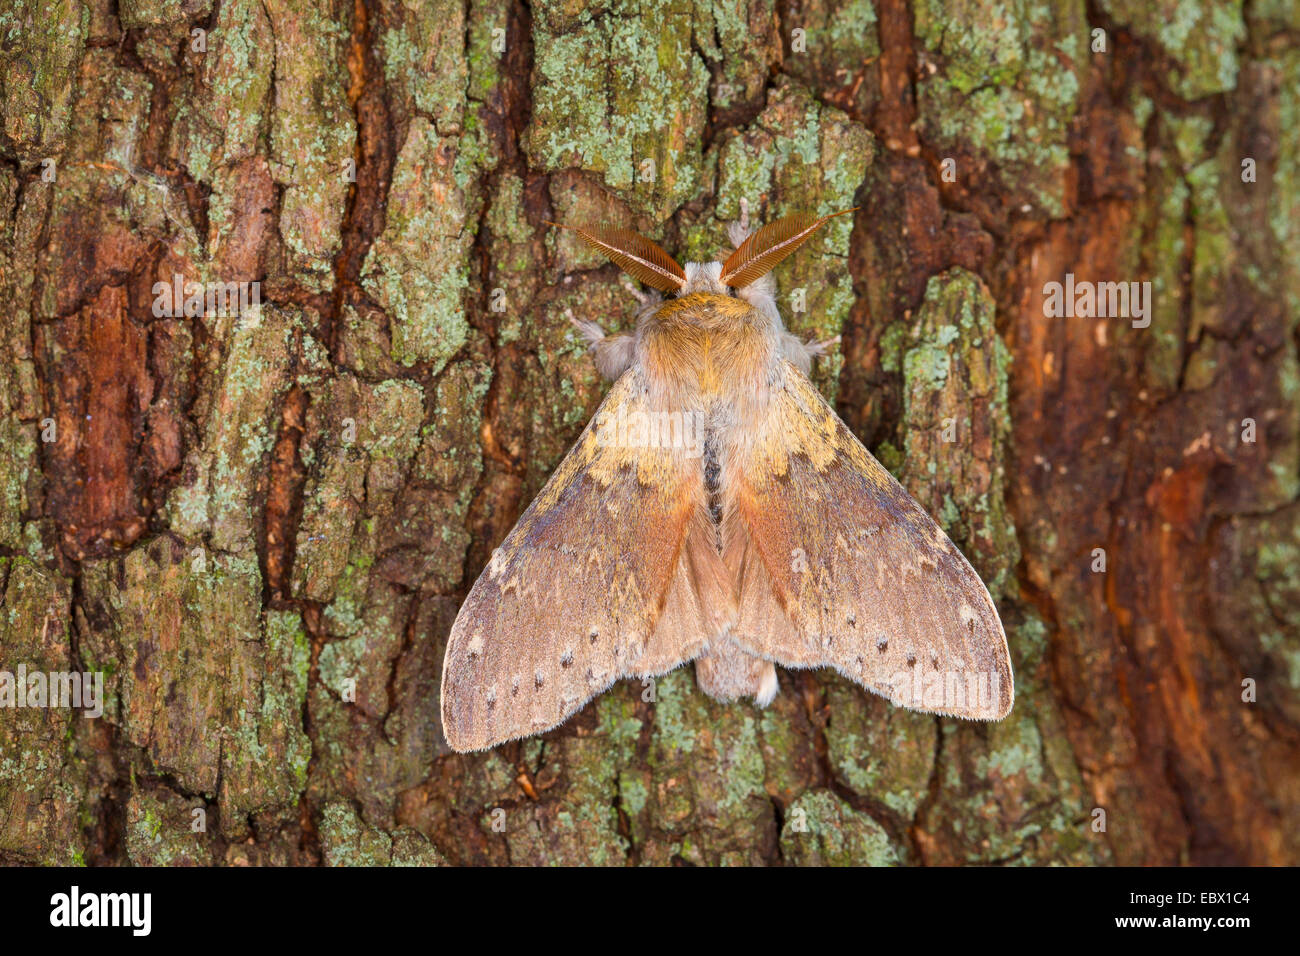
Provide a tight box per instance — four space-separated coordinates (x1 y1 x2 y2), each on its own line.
727 361 1014 720
440 372 709 753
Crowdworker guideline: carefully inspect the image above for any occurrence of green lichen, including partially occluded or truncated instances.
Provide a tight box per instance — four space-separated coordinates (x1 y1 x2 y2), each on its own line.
166 307 298 554
0 0 86 162
380 0 467 130
897 269 1018 601
320 801 446 866
125 789 211 866
826 684 936 817
362 118 479 371
780 790 900 866
264 0 355 285
648 668 698 757
79 537 307 840
913 0 1087 217
526 0 709 220
1099 0 1244 99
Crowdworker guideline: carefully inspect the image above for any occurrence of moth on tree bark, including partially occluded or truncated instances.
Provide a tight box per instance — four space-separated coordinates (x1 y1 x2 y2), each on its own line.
0 0 1296 867
442 212 1013 753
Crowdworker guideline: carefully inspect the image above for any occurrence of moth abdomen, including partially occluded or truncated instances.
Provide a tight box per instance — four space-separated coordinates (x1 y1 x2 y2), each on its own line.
702 430 724 548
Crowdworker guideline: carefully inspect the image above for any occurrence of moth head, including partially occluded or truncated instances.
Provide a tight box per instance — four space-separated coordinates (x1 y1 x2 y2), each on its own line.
681 260 726 295
546 208 855 297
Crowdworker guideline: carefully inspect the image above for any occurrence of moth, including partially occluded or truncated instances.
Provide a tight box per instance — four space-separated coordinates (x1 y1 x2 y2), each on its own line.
441 205 1014 752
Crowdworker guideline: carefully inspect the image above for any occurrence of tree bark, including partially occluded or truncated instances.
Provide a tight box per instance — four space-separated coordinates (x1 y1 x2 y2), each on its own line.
1 0 1297 865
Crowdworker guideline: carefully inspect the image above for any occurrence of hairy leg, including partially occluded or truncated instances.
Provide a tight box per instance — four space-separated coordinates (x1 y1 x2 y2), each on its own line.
779 332 841 375
567 278 664 380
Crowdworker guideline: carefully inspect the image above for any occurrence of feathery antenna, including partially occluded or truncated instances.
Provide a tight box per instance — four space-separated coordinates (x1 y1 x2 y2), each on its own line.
546 222 686 295
719 209 856 289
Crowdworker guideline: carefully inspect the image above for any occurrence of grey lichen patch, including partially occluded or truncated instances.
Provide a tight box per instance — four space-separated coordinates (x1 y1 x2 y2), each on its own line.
526 0 710 220
714 78 872 397
379 0 468 132
319 800 446 865
125 786 213 866
0 163 44 557
1099 0 1244 100
638 669 776 865
118 0 211 29
79 537 307 835
895 269 1018 601
502 702 638 866
217 609 312 839
1211 505 1300 724
1181 93 1285 393
694 0 782 117
1251 0 1300 29
780 789 900 866
166 0 275 185
757 691 819 804
0 412 38 552
1140 98 1292 415
779 0 881 116
921 611 1110 865
913 0 1087 217
293 376 426 603
925 718 1108 864
444 749 519 818
454 0 509 185
319 580 410 713
307 591 454 828
413 361 492 587
166 306 300 555
714 77 872 226
362 117 480 371
389 826 449 866
825 683 936 818
483 172 548 347
1139 118 1194 396
1268 53 1300 321
336 304 405 378
648 667 699 759
487 171 539 252
265 0 356 285
0 558 87 865
385 594 456 764
595 687 650 826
